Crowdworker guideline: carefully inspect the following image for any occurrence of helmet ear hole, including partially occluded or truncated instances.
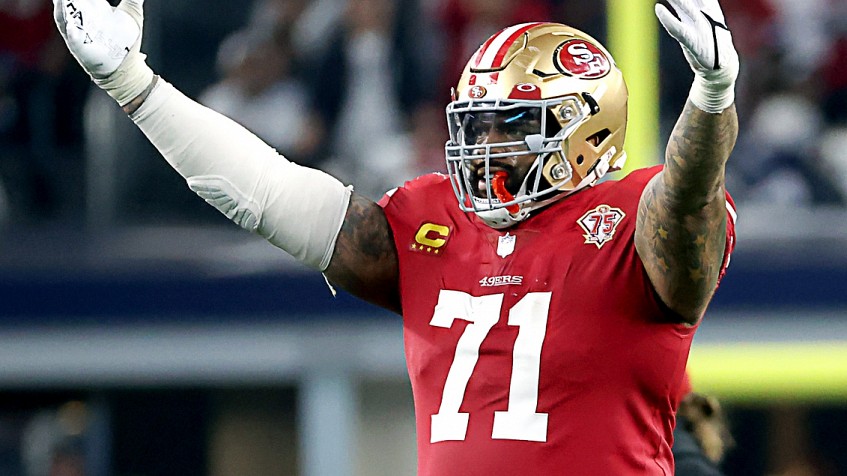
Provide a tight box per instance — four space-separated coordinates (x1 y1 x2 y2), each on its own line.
587 129 611 147
576 155 585 165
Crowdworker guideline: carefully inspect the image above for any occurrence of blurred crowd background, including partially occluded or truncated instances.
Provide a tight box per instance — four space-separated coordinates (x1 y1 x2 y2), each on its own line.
0 0 846 223
0 0 846 476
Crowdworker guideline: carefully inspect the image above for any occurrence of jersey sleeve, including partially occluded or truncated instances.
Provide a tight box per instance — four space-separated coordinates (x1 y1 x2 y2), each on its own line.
377 173 452 227
717 192 737 287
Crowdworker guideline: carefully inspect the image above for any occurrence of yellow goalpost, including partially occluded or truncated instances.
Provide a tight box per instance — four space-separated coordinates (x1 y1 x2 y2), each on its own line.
607 0 661 175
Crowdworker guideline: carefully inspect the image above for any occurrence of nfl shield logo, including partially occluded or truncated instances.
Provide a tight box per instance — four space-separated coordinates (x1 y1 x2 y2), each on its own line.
497 233 516 258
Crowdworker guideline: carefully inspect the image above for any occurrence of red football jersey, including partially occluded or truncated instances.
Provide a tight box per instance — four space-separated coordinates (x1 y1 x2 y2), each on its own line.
378 165 736 476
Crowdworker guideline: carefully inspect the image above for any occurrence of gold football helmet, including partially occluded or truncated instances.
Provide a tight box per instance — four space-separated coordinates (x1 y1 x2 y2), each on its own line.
445 22 628 229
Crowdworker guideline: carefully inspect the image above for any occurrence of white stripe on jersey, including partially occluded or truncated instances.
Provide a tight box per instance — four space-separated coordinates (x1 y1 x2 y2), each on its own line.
725 200 737 224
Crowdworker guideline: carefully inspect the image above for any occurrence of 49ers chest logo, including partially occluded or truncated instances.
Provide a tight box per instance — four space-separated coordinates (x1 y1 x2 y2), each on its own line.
577 204 625 248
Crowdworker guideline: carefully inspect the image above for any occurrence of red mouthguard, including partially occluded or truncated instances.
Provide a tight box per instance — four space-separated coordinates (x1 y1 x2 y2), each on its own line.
491 171 520 214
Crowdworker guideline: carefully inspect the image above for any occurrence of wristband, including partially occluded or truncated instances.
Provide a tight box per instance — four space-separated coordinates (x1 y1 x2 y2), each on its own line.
689 69 736 114
94 52 155 107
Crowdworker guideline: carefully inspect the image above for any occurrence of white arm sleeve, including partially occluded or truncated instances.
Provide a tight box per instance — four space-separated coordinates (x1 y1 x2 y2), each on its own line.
129 78 352 271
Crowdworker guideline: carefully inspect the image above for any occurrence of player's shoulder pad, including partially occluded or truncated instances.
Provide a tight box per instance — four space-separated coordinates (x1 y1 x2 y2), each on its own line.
378 172 450 207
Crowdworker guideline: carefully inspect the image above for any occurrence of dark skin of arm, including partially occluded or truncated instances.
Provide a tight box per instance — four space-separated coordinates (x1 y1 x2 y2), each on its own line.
323 193 402 314
635 101 738 325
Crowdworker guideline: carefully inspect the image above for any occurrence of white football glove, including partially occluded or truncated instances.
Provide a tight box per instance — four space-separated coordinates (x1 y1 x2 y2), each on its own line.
52 0 154 106
655 0 739 113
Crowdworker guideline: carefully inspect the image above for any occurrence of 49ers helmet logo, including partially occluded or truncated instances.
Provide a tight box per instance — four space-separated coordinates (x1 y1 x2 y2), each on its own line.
468 85 488 99
555 40 611 79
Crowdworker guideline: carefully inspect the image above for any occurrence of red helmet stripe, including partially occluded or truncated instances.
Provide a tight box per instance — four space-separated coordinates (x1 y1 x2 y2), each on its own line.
474 22 545 69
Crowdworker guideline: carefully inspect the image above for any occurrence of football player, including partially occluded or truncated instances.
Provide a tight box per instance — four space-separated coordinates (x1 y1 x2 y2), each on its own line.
53 0 739 473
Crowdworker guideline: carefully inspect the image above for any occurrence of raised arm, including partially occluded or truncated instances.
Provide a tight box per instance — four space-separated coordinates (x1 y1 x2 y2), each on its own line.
635 0 739 325
54 0 401 312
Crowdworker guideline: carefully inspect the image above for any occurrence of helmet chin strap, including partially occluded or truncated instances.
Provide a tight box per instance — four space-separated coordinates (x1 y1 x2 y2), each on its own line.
473 161 538 229
475 206 528 229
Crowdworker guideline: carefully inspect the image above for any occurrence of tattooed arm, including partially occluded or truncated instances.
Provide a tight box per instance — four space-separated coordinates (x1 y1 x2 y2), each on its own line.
635 103 737 324
325 193 402 314
639 0 740 324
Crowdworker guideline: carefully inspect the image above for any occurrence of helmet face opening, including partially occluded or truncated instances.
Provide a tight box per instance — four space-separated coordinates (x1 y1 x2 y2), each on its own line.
445 96 591 214
454 107 544 147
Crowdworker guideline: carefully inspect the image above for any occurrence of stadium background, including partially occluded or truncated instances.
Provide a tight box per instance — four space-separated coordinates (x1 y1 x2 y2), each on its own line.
0 0 845 474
